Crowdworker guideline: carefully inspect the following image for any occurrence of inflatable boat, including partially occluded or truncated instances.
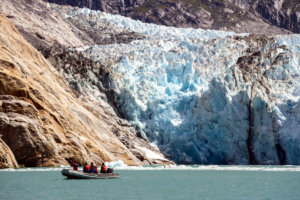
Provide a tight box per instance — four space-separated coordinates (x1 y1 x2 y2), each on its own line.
61 169 120 179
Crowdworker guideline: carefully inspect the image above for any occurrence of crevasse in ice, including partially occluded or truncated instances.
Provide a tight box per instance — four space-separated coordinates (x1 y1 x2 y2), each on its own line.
61 7 300 164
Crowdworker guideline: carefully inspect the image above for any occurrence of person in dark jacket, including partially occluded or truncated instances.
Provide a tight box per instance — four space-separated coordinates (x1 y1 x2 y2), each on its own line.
93 165 98 174
83 163 90 173
89 162 94 173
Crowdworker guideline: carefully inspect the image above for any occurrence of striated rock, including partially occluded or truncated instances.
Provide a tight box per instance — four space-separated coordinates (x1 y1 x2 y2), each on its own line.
0 14 172 168
0 95 58 167
0 138 18 168
0 0 89 49
0 0 144 51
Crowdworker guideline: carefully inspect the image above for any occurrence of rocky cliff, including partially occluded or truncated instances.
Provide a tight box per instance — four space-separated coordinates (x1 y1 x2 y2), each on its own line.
0 138 18 168
44 0 300 34
0 13 171 168
0 0 144 51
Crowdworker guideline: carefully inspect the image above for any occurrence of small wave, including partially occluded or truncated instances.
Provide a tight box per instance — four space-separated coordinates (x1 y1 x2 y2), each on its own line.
0 167 71 172
1 162 299 172
106 160 300 171
113 165 300 172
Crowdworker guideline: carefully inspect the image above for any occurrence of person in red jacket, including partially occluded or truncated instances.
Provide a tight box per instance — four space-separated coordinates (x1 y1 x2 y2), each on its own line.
72 163 79 170
83 163 90 173
100 163 107 173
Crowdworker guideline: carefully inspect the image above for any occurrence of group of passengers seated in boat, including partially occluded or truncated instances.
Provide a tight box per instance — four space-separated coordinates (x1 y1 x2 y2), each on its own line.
72 162 112 174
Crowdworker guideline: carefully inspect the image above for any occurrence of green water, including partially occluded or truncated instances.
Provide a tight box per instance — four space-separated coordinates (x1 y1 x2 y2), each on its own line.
1 167 300 200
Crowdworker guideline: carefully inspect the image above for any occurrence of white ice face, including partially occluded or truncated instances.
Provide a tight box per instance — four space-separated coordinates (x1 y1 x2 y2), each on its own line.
55 6 300 164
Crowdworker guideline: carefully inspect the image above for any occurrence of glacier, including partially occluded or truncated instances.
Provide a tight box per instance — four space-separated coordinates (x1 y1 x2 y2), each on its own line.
53 6 300 165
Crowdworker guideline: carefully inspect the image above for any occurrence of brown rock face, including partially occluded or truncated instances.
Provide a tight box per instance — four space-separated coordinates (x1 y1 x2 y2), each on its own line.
0 95 56 167
0 0 145 51
0 0 89 49
0 138 18 168
0 14 171 168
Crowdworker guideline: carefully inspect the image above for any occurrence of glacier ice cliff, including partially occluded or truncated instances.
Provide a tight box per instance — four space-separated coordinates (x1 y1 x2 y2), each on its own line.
54 7 300 164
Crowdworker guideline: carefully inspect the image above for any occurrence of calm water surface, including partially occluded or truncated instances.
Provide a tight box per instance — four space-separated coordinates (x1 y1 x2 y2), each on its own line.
1 166 300 200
